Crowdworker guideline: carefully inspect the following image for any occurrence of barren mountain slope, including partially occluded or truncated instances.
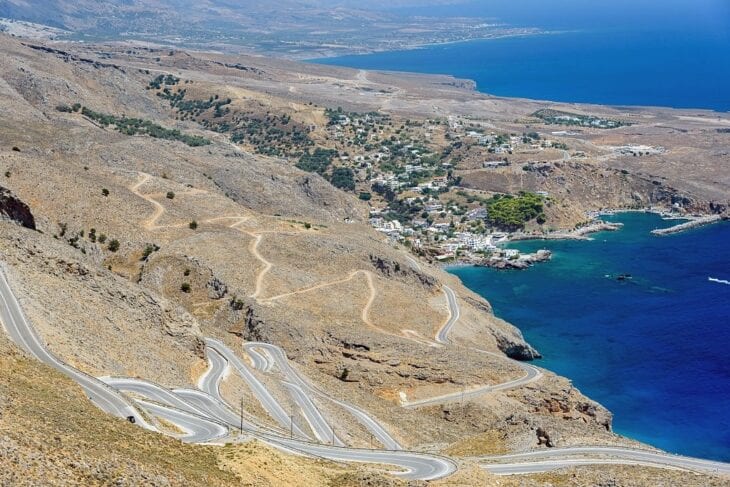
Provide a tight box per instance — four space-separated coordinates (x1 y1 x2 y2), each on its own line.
0 34 728 485
0 32 611 447
47 39 729 224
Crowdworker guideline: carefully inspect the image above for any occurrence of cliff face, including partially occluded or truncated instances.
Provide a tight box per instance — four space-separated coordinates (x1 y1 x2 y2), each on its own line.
0 186 35 230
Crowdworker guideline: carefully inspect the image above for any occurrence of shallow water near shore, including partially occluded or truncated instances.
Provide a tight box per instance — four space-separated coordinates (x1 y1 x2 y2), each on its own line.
448 213 730 461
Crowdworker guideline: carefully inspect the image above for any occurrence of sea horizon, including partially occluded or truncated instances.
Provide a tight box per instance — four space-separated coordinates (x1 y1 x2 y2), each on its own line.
313 0 730 111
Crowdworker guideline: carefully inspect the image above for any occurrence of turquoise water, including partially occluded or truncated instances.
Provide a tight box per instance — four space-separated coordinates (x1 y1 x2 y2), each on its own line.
314 0 730 111
449 213 730 461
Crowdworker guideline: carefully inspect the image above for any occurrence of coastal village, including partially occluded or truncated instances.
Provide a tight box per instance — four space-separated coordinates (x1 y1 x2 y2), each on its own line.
139 76 720 270
320 108 557 267
313 107 706 269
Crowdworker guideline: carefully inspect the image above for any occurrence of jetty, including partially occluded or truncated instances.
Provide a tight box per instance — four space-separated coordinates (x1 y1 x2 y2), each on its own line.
651 215 724 235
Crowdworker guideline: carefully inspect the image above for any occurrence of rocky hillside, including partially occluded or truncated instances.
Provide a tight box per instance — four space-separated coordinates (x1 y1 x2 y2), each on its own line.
0 34 727 485
0 185 35 229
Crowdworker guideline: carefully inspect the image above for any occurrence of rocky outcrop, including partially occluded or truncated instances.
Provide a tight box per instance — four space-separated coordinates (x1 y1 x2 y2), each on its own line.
0 187 35 230
494 330 542 361
227 303 268 342
480 249 552 270
536 426 554 447
206 277 228 299
369 254 437 287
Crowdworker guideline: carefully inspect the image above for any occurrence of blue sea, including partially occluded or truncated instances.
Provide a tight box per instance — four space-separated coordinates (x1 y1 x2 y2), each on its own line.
449 213 730 461
314 0 730 111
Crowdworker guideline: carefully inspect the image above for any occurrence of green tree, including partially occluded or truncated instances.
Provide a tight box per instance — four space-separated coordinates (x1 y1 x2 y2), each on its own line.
330 167 355 191
295 148 337 174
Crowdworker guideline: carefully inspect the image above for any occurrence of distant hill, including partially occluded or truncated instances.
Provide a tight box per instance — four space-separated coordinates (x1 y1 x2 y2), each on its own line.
0 0 435 32
0 0 516 58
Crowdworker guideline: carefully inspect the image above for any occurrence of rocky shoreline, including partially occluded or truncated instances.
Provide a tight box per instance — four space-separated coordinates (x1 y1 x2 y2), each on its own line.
478 249 553 270
437 209 727 271
511 221 624 242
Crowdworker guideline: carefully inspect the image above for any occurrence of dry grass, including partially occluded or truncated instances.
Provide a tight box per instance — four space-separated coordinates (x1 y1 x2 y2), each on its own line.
444 430 509 457
0 340 236 486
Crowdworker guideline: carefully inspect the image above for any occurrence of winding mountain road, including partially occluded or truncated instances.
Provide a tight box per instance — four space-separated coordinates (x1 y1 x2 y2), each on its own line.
402 355 542 409
3 257 728 480
479 447 730 476
0 266 456 479
205 337 310 439
245 341 401 450
435 285 460 344
409 285 544 408
0 267 153 429
134 399 228 443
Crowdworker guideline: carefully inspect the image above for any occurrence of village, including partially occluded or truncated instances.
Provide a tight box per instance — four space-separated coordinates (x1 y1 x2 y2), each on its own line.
319 110 561 268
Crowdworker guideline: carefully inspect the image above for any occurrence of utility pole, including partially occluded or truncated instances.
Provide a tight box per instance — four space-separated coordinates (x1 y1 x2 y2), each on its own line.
239 397 244 434
331 425 335 446
370 433 374 450
290 413 294 439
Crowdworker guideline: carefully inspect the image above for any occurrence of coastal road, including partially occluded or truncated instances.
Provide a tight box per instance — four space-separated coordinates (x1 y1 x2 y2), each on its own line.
5 262 728 481
0 266 154 430
403 349 543 408
435 285 460 344
478 446 730 476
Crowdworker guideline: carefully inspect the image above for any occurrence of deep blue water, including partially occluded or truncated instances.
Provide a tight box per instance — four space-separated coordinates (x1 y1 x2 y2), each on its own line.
314 0 730 111
449 213 730 461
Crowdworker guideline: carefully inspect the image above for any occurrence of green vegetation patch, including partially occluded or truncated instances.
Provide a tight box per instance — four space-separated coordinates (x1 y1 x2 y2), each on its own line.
158 88 232 118
147 74 180 90
486 192 546 230
533 109 631 129
330 167 355 191
148 79 312 156
75 106 211 147
295 148 337 175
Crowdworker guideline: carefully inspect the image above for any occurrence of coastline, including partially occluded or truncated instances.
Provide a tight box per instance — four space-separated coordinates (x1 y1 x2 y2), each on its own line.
510 221 624 242
300 29 552 61
448 215 730 461
435 208 725 270
512 207 726 243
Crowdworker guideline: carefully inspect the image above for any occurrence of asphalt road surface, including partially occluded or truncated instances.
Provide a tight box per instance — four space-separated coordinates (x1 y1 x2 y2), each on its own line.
435 285 460 344
479 446 730 476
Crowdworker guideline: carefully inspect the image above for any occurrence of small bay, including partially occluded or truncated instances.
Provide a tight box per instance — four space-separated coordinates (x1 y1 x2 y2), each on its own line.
449 213 730 461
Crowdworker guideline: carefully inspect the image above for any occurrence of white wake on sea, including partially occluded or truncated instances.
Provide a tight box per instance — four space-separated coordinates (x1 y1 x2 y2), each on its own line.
708 277 730 285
